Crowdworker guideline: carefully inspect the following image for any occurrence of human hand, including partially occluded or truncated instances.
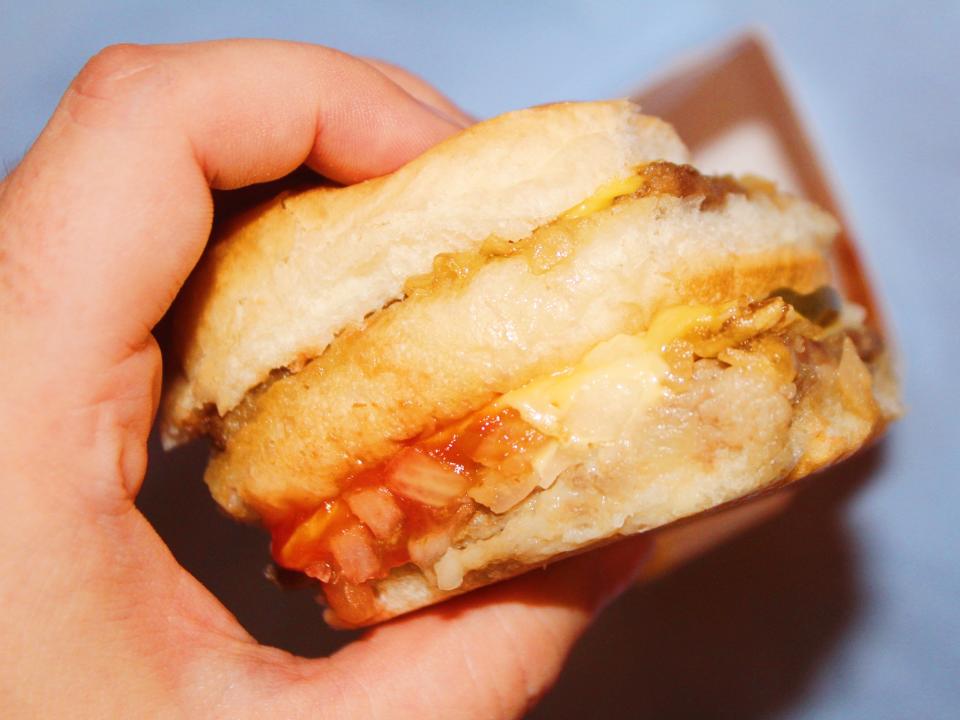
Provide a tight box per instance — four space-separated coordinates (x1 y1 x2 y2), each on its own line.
0 40 654 718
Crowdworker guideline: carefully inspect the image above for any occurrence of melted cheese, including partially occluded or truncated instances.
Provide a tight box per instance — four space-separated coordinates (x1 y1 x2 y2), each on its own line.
559 174 647 219
434 302 738 588
500 303 733 444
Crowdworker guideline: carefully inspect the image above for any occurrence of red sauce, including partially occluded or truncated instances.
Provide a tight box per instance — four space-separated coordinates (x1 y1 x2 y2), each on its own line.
260 407 546 621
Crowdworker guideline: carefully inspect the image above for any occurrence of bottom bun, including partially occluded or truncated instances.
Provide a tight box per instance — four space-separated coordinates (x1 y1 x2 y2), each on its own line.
323 309 899 627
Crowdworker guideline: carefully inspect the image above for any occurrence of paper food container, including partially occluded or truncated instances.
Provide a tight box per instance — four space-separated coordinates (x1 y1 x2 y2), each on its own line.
628 32 886 578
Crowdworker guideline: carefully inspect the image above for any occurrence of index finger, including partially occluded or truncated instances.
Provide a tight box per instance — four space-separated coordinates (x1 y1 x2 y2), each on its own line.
0 40 465 375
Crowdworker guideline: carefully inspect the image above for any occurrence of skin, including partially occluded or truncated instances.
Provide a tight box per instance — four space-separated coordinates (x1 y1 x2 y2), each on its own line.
0 40 654 719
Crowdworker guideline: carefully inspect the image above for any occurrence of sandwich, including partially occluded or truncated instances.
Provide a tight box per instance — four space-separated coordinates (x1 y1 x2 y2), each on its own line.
161 101 899 627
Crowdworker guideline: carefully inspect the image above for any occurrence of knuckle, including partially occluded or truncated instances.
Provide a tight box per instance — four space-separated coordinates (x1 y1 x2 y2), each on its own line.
73 43 157 96
65 44 170 127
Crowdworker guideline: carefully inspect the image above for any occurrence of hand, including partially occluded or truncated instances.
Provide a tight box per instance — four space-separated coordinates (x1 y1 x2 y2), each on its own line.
0 40 653 718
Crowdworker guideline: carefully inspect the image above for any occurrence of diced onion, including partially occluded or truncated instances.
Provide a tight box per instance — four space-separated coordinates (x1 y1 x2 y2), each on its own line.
345 487 404 540
384 448 469 507
408 529 453 571
434 553 465 591
329 524 381 584
468 467 542 514
531 439 574 489
470 412 545 468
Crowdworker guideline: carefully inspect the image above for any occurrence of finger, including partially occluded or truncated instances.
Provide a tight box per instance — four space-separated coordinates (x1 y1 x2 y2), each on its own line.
1 40 462 370
0 41 462 503
254 537 652 720
362 57 476 126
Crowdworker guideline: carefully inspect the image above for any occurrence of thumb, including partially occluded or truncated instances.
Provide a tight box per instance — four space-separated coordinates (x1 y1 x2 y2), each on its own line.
249 536 653 720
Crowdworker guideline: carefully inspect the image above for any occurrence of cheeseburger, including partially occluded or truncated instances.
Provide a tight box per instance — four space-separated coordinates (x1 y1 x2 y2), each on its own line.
162 101 899 627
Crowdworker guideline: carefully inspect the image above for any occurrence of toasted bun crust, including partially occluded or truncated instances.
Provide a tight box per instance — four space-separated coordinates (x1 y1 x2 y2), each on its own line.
164 101 687 436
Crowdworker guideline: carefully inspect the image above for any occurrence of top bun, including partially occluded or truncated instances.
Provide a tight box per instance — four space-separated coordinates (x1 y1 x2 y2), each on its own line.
164 101 687 442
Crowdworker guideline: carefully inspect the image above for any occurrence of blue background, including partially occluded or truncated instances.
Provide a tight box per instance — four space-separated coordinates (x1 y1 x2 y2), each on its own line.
3 2 958 718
